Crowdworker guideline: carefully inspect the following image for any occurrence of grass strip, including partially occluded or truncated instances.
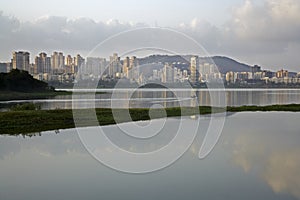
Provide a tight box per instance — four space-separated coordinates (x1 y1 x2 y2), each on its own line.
1 104 300 135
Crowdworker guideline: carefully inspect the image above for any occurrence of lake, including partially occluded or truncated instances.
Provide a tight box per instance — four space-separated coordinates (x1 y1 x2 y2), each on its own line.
0 112 300 200
1 88 300 110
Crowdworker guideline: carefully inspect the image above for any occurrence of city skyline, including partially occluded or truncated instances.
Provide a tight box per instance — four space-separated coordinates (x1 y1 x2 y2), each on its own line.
0 0 300 71
2 50 300 87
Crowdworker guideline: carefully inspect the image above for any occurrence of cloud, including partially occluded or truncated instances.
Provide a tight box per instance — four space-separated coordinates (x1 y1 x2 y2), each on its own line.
0 13 141 60
0 11 20 35
175 0 300 70
0 0 299 70
227 0 300 42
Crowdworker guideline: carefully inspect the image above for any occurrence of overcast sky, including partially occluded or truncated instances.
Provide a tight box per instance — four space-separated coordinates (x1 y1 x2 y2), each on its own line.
0 0 300 71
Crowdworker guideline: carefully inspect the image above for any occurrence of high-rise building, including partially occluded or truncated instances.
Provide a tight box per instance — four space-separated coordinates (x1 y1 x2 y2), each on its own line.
226 71 235 83
109 53 121 78
65 55 73 74
99 58 107 77
128 56 138 80
86 57 100 75
51 52 65 70
190 56 199 84
74 54 85 74
162 63 174 83
276 69 289 78
65 55 73 67
199 63 214 76
122 57 130 78
34 52 51 74
12 51 30 71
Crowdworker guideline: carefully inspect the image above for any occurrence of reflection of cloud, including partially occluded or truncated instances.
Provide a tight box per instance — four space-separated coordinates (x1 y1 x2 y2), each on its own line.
232 134 300 199
0 130 87 161
264 149 300 198
232 135 265 172
0 138 21 159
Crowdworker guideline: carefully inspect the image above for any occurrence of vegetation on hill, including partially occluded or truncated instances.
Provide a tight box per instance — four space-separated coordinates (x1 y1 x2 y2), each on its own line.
0 69 72 101
137 55 254 74
0 69 53 92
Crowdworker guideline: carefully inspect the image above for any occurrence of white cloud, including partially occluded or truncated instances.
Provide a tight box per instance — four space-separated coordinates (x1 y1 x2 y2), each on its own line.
227 0 300 41
0 0 299 70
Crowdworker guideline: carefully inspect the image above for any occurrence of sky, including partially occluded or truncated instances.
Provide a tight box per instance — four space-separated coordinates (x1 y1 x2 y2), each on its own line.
0 0 300 71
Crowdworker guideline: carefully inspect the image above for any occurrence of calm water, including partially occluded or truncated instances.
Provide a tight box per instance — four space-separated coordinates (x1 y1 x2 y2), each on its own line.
0 112 300 200
1 89 300 110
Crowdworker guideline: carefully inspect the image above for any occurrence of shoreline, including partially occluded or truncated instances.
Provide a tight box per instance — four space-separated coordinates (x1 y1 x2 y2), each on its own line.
1 104 300 136
0 90 72 101
0 90 108 101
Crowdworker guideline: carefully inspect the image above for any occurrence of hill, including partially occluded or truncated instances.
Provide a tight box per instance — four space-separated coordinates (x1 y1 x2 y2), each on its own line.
0 69 53 92
137 55 254 73
211 56 252 73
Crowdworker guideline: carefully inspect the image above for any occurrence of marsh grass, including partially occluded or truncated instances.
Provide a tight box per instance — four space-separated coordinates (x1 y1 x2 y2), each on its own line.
0 104 300 135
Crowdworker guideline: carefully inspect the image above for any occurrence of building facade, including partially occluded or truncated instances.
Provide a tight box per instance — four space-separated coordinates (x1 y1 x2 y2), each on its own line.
12 51 30 71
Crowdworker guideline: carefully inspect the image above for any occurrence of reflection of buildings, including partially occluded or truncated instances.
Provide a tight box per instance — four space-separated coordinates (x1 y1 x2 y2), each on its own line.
190 90 198 107
199 91 211 106
162 90 168 108
224 90 297 106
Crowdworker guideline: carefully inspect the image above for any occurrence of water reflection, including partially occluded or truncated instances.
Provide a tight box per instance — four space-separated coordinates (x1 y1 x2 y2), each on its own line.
224 112 300 199
0 112 299 200
1 89 300 111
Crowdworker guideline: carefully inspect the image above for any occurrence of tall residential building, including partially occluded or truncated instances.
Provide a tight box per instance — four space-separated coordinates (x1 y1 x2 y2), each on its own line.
100 58 107 77
74 54 85 74
128 56 138 80
199 63 214 76
12 51 30 71
65 55 73 74
276 69 289 78
122 57 130 78
65 55 73 67
51 52 65 70
34 52 51 74
162 63 174 83
226 71 235 84
109 53 121 78
190 56 199 84
85 57 100 75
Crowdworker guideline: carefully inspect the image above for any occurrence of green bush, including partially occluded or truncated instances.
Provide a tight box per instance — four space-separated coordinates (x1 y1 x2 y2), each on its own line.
10 103 41 111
